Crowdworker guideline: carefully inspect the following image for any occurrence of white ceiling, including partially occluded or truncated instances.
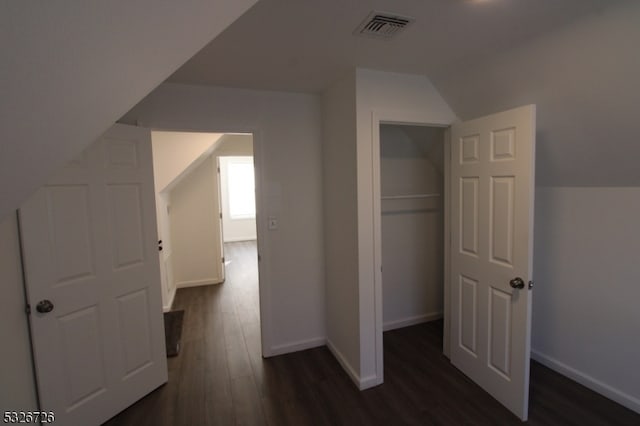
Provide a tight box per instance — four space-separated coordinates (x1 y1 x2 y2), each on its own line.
168 0 618 93
167 0 640 187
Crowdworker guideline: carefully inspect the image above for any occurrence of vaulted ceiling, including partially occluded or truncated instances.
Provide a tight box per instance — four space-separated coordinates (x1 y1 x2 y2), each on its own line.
167 0 640 186
168 0 619 93
2 0 638 222
0 0 258 221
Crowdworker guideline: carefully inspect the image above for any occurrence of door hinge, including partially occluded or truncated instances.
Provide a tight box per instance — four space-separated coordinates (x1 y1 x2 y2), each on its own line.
221 256 225 263
25 304 31 315
258 254 261 262
217 166 220 173
219 212 222 219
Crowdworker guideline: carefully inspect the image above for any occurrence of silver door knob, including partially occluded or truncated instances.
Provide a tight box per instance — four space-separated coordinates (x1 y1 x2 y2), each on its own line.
36 299 54 313
509 277 525 289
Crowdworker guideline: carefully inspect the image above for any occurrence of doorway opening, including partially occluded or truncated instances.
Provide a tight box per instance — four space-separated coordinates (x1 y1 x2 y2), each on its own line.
217 153 260 350
150 131 261 357
377 123 447 361
379 124 446 333
370 113 452 385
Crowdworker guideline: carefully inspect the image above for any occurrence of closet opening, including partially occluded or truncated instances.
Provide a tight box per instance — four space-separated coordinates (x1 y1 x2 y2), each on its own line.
378 123 447 351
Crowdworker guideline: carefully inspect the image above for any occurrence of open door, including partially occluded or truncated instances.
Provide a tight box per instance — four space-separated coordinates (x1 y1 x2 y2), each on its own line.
450 105 535 420
19 124 168 426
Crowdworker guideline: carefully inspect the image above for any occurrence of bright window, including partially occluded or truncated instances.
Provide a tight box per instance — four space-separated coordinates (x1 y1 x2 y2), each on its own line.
227 159 256 219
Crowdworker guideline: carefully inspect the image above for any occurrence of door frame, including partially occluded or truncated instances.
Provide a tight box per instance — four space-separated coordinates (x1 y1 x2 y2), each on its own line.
142 122 271 358
371 110 453 379
215 156 226 283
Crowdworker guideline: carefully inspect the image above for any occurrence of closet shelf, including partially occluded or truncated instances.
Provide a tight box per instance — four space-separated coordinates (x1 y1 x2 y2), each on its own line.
381 193 441 200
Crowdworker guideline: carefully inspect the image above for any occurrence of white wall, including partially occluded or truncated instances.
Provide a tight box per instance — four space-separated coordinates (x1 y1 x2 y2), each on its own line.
151 131 223 309
123 83 326 355
214 134 253 157
321 71 362 382
431 1 640 187
0 0 258 222
380 125 445 331
355 69 457 387
0 215 38 411
152 131 223 192
533 187 640 413
169 156 223 288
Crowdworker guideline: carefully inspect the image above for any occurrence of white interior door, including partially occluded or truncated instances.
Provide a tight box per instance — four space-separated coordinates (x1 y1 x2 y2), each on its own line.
19 124 168 426
450 105 535 420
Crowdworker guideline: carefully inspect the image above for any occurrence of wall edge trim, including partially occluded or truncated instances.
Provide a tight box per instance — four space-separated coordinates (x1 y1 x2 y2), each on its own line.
531 349 640 414
268 336 326 357
162 287 177 313
383 311 443 332
326 338 383 390
175 278 223 289
326 338 362 389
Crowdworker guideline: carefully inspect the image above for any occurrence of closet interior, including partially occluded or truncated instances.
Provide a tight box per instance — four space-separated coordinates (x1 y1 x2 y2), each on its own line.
380 124 445 332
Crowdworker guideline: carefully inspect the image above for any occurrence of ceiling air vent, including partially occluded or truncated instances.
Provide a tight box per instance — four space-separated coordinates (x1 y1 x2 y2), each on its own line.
354 11 414 40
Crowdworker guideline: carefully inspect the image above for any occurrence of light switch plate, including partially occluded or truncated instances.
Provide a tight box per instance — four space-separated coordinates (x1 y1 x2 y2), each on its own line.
268 216 278 230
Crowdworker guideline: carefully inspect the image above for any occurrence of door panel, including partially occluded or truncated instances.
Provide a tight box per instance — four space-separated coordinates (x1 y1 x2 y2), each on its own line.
459 275 478 355
59 306 106 407
107 184 145 268
20 124 167 426
117 289 153 376
450 105 535 421
460 177 479 256
47 185 95 285
488 286 512 378
490 176 514 266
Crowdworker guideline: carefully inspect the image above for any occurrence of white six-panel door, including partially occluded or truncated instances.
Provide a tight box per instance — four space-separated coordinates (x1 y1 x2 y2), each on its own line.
450 105 535 420
19 124 167 426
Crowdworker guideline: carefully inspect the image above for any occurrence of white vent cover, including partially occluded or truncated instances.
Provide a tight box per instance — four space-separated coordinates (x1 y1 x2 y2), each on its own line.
354 11 414 40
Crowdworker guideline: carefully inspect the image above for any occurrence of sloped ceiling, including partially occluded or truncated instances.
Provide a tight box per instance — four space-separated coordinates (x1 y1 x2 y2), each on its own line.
168 0 619 92
0 0 258 221
2 0 636 223
431 1 640 186
165 0 637 187
151 131 223 193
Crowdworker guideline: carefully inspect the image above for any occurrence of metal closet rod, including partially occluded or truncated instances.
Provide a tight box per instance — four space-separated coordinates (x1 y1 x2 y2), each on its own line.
381 193 441 200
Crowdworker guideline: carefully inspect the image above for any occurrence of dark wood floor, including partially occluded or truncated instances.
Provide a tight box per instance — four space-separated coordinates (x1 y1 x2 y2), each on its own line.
105 241 640 425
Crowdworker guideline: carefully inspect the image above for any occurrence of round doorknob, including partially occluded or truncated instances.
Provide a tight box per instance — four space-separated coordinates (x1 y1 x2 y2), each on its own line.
36 299 54 314
509 277 525 289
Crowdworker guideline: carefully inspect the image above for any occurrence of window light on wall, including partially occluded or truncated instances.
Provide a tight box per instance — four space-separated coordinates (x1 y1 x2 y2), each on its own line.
227 159 256 220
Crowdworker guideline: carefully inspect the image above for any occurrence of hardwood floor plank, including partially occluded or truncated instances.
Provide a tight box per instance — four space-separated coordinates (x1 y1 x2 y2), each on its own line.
230 376 267 426
203 316 235 426
223 310 254 380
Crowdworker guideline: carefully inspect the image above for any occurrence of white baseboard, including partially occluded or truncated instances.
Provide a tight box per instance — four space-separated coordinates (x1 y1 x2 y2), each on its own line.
326 339 383 390
383 311 443 332
268 337 326 357
326 338 361 389
176 277 223 289
359 374 383 390
531 349 640 414
223 237 257 243
162 287 176 312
